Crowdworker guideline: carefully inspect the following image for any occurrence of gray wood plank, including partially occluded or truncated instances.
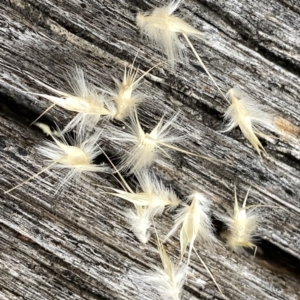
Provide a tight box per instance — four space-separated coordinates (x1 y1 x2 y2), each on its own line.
0 0 300 299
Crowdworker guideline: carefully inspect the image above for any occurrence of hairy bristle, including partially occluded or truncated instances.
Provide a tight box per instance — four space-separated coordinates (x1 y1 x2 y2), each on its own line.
165 192 219 263
136 0 230 107
107 170 180 213
136 0 205 67
222 88 275 155
136 170 180 212
37 127 108 190
217 186 261 254
5 126 107 194
143 227 188 300
100 58 166 121
111 62 144 120
107 110 182 173
29 67 116 132
124 205 153 243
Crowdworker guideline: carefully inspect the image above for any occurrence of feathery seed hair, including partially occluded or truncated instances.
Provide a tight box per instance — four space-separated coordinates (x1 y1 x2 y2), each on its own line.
165 192 219 263
165 192 225 297
111 60 144 120
102 56 165 121
108 109 182 173
104 170 180 214
217 186 262 254
29 67 116 133
136 0 205 67
136 1 228 102
222 88 275 155
124 205 153 244
108 109 223 172
143 225 188 300
5 126 107 194
100 150 179 242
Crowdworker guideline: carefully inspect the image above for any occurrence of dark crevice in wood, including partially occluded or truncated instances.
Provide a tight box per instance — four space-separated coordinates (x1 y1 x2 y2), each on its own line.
194 0 300 77
184 283 223 300
212 216 300 280
0 90 39 126
0 76 72 126
276 0 300 14
269 148 300 172
123 0 153 12
241 36 300 77
255 238 300 279
0 287 24 299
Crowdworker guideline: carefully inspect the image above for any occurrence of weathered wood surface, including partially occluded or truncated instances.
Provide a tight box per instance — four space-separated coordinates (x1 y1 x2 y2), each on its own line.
0 0 300 299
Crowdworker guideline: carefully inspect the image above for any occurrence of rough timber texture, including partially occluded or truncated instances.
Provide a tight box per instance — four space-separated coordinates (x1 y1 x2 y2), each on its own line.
0 0 300 299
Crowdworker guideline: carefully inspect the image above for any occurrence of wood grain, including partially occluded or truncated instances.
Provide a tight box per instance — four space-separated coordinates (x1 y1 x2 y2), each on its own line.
0 0 300 299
